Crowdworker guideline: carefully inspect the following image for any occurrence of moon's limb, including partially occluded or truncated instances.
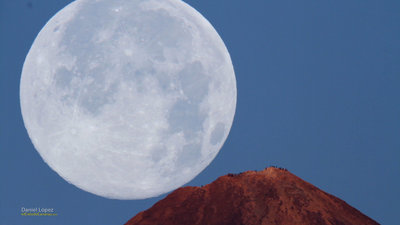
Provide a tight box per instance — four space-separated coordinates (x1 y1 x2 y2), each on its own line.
20 0 236 199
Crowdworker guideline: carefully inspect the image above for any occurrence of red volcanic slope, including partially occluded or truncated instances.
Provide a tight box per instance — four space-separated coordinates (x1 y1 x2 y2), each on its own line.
125 167 379 225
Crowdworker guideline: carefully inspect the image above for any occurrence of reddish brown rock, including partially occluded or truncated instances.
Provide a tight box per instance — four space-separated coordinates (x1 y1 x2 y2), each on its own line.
125 167 379 225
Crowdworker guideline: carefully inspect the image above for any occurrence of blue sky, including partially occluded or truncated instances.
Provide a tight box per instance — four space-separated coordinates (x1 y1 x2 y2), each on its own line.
1 0 399 224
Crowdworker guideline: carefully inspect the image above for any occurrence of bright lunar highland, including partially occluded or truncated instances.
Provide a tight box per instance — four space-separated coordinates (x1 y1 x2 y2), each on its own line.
20 0 236 199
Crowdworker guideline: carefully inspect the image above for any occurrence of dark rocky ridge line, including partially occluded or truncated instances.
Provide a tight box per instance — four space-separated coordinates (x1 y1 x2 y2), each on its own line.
125 167 379 225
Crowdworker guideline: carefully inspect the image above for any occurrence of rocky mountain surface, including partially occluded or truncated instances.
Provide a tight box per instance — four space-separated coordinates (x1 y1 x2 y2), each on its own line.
125 167 379 225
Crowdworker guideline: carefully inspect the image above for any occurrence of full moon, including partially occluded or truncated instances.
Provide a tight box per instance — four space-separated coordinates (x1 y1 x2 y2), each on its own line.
20 0 236 199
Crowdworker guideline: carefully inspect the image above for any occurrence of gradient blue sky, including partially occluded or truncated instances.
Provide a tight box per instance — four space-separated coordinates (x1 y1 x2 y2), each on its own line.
1 0 399 224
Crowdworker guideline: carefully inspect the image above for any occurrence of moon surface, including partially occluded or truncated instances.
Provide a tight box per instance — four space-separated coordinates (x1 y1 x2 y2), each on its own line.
20 0 236 200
